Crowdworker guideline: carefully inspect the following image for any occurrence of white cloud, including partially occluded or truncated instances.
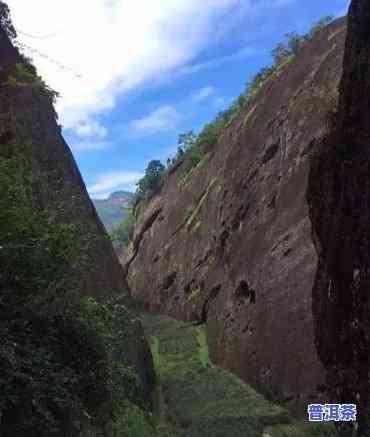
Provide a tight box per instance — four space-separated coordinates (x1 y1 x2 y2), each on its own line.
191 86 216 103
178 47 257 76
130 105 180 134
6 0 301 142
88 171 144 196
7 0 248 136
74 119 107 138
72 140 112 152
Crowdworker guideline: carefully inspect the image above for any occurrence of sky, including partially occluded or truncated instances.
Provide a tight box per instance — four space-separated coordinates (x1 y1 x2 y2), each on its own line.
7 0 350 199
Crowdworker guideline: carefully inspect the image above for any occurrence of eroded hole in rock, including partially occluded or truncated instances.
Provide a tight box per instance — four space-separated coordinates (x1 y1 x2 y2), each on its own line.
161 272 177 290
231 204 250 231
242 323 254 335
194 284 222 326
235 280 256 304
218 228 231 258
247 168 259 184
300 138 316 157
261 141 279 164
268 194 277 209
184 279 197 295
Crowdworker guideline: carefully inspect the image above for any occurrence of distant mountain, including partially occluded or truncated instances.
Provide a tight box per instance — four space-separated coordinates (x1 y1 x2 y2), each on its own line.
93 191 134 230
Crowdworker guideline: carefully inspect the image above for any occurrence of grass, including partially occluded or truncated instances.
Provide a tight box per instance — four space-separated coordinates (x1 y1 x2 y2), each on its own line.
140 312 337 437
196 327 210 368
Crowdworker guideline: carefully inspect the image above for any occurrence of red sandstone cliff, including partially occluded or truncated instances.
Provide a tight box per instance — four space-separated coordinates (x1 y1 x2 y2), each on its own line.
127 17 348 416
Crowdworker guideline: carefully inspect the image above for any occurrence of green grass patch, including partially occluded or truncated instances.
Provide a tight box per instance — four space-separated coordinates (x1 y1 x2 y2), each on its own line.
150 336 161 374
265 421 337 437
140 313 340 437
196 327 210 368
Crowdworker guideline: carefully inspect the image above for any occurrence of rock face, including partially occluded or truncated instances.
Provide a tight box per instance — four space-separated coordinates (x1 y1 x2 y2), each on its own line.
0 26 126 299
308 1 370 435
127 17 347 415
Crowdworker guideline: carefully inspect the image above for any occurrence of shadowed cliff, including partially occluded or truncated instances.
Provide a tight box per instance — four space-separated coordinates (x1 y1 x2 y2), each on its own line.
0 21 127 299
308 0 370 435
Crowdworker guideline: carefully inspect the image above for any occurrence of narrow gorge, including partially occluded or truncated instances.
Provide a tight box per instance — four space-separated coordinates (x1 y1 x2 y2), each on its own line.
1 0 370 436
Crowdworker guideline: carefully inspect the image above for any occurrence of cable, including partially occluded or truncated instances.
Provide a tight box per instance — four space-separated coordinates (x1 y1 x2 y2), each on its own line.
15 40 83 79
16 28 62 40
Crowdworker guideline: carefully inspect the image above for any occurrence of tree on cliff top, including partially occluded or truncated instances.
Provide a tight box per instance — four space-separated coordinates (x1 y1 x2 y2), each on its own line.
0 1 16 40
136 160 165 200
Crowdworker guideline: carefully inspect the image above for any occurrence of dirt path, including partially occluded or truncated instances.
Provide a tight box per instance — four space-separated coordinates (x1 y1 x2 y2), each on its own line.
140 312 336 437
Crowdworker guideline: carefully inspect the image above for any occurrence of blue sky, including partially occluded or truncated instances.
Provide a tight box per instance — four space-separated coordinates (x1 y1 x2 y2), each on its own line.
9 0 349 198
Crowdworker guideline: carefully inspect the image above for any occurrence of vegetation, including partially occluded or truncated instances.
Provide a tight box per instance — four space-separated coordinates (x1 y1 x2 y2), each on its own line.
93 191 134 231
0 1 16 40
5 62 60 102
133 15 335 211
0 149 154 435
141 312 336 437
135 160 166 204
110 208 136 246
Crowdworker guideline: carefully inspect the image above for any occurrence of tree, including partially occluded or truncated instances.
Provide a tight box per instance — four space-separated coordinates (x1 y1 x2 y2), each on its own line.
308 15 335 38
111 210 135 246
178 131 197 151
0 1 16 40
285 31 302 56
136 160 165 200
271 42 290 65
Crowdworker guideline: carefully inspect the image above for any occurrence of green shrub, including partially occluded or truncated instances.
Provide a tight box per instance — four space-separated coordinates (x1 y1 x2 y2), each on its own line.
136 160 166 202
0 152 153 436
111 209 135 246
0 153 112 436
5 63 60 102
0 1 16 40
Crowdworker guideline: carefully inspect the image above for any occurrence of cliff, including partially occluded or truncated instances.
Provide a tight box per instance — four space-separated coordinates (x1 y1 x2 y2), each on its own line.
127 17 347 417
0 6 155 435
308 0 370 435
0 24 126 298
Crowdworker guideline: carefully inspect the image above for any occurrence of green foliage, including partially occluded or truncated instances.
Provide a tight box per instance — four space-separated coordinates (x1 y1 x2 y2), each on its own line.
142 313 337 437
0 152 153 436
0 153 78 305
0 153 111 436
5 63 60 103
136 159 166 203
178 130 197 151
307 16 335 39
93 192 134 230
271 42 291 65
110 209 135 246
112 401 155 437
80 297 156 434
133 159 167 215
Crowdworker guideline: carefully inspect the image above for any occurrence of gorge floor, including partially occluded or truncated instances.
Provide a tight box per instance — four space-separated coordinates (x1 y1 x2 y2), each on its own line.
140 312 337 437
